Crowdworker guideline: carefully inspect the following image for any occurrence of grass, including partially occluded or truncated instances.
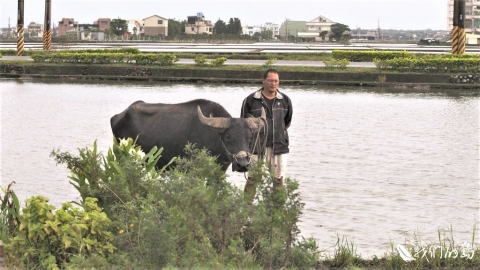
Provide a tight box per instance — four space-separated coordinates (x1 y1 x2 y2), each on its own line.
317 226 480 270
0 59 381 74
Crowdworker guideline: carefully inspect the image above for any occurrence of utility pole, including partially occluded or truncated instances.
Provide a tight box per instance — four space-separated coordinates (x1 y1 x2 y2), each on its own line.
44 0 52 50
452 0 466 54
377 20 382 40
285 18 288 42
17 0 24 56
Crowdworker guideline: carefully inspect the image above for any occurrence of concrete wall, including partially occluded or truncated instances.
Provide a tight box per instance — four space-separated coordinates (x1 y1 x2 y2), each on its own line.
0 64 478 89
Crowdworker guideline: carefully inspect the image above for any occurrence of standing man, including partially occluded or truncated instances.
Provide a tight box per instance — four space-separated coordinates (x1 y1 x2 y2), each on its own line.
241 68 293 204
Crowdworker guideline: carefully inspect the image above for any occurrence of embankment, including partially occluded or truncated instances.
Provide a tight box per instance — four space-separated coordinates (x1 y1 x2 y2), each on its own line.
1 63 479 89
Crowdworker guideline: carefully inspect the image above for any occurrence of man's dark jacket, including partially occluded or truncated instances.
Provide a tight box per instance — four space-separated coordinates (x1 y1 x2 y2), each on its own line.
241 88 293 155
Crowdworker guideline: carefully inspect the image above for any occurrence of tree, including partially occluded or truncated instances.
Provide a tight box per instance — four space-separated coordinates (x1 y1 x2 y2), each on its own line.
329 23 350 42
226 18 242 35
110 18 128 37
319 30 328 42
261 29 273 40
168 19 185 36
213 19 226 35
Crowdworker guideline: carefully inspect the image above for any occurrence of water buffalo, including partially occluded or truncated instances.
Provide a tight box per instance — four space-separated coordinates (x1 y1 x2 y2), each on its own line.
110 99 265 172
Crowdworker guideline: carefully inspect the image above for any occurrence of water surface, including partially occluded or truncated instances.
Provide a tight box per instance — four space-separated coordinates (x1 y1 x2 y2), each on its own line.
1 78 478 257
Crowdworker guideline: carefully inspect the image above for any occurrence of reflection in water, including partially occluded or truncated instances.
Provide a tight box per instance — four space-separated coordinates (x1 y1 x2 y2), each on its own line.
1 79 478 258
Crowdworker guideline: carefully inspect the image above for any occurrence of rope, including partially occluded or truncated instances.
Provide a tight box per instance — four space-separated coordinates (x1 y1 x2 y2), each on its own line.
243 117 268 180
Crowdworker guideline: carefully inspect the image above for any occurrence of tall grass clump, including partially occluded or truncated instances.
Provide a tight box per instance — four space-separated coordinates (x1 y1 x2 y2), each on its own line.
329 233 362 268
0 182 20 241
403 226 480 269
262 56 277 69
323 58 350 69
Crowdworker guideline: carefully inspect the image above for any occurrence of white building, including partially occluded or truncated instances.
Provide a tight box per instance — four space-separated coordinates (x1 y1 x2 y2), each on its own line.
297 15 336 41
185 12 214 35
242 23 279 38
264 22 280 38
128 20 144 37
242 25 262 36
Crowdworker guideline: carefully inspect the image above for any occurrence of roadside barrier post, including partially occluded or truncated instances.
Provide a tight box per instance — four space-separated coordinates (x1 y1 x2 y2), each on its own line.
452 0 466 55
16 0 24 56
43 0 52 51
458 0 466 54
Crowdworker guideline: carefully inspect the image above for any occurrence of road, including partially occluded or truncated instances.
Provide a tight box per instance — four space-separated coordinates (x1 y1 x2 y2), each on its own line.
0 42 479 54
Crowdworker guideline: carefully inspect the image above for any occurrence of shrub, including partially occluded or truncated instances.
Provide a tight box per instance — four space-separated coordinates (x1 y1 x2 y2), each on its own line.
374 57 480 73
50 139 321 269
194 55 208 66
51 138 164 216
323 58 349 69
210 57 227 67
332 50 414 62
263 58 277 69
5 196 115 270
30 52 177 66
118 48 140 54
156 53 178 66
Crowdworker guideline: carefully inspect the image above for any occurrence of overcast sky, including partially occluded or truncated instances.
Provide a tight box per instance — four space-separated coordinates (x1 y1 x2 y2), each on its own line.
1 0 447 31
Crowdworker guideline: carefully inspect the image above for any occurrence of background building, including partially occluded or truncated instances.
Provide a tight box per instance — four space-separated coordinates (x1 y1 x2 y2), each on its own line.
185 12 213 34
57 17 109 39
143 15 168 36
447 0 480 34
351 28 380 41
300 15 335 42
94 18 111 31
57 18 76 36
128 20 144 37
279 20 308 41
242 25 262 36
27 22 43 38
280 16 336 42
264 22 280 38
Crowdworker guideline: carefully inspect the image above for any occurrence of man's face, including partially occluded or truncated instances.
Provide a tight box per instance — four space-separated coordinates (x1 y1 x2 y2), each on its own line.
262 72 279 93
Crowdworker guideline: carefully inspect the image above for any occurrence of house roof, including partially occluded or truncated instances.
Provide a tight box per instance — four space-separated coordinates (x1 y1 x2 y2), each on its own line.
308 15 335 23
143 15 167 20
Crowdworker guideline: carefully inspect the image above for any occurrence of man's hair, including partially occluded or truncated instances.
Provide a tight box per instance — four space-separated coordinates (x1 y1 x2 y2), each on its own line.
263 68 279 79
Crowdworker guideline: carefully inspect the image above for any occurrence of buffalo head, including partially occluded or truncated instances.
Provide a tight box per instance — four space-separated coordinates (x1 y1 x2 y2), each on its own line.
197 106 266 172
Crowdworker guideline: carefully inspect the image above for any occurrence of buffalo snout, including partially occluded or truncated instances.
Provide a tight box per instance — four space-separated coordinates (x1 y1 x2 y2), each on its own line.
231 151 251 172
232 157 251 172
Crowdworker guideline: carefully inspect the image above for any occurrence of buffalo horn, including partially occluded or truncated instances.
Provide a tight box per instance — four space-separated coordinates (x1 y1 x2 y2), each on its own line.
197 106 230 129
